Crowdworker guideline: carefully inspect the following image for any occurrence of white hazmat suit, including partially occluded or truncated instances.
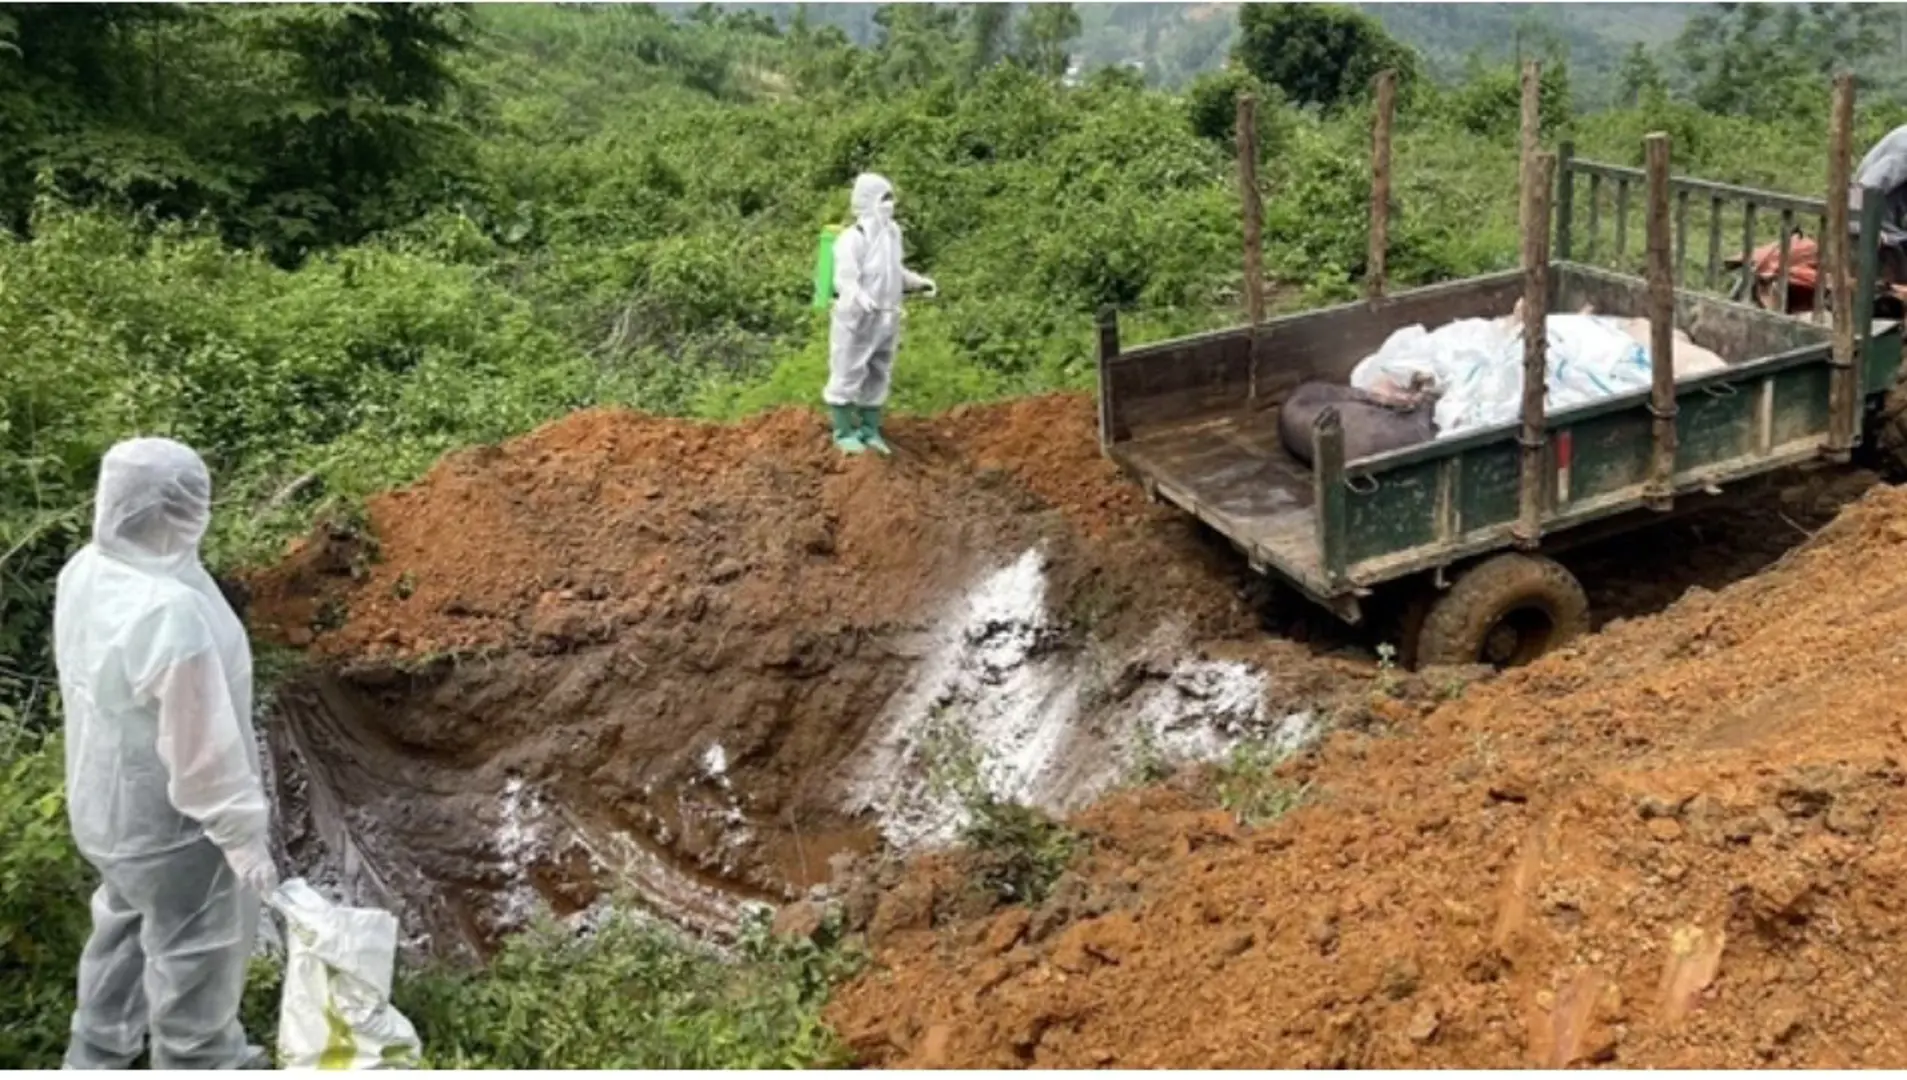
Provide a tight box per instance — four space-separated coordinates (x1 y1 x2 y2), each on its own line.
823 173 935 455
1855 123 1907 249
55 437 275 1069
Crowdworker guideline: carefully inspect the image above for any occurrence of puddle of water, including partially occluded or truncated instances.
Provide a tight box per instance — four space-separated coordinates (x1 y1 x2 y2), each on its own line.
553 804 751 937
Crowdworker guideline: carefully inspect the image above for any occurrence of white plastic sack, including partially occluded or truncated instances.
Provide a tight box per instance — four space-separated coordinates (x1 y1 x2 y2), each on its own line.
1350 317 1520 435
272 879 422 1070
1545 313 1653 414
1609 316 1730 377
1349 310 1723 440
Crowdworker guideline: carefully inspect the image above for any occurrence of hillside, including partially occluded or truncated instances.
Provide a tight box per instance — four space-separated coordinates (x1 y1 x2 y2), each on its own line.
665 2 1707 100
8 0 1907 1070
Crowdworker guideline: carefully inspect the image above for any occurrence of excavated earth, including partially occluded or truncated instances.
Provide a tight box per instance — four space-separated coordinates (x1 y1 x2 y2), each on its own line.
249 396 1301 955
826 480 1907 1070
249 391 1896 1069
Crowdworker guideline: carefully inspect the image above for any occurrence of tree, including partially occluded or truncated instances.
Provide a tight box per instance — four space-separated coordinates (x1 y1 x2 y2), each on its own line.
1185 67 1278 146
964 3 1012 80
0 5 210 231
1015 3 1081 82
1615 42 1665 109
1673 3 1885 119
0 4 474 262
1447 52 1572 139
871 4 961 90
237 4 475 263
1233 3 1419 112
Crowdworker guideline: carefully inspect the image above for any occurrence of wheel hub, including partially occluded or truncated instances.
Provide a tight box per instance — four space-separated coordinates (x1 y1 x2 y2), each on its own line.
1481 606 1555 668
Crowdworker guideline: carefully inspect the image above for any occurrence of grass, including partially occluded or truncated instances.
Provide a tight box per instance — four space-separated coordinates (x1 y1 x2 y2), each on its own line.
1214 739 1313 827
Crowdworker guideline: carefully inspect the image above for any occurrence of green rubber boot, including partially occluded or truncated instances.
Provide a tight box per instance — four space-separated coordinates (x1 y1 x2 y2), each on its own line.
829 405 865 455
859 406 891 457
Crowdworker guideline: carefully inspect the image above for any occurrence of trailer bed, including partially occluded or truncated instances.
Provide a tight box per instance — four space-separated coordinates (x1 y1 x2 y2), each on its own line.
1098 263 1905 621
1111 411 1320 581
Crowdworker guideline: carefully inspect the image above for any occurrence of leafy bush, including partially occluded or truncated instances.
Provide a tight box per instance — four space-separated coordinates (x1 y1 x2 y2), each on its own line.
1445 57 1574 139
394 905 858 1069
1185 68 1284 147
919 708 1084 906
1214 740 1312 827
0 729 92 1067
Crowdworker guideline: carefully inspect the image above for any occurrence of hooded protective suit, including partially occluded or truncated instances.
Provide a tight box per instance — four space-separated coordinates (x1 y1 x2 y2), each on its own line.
824 174 934 421
1853 123 1907 249
55 437 274 1069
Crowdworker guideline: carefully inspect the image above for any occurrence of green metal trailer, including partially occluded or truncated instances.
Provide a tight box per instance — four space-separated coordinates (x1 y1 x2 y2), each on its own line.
1095 165 1904 669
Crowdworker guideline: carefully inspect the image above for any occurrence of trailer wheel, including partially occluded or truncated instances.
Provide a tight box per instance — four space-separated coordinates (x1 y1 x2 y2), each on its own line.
1870 383 1907 481
1415 554 1589 669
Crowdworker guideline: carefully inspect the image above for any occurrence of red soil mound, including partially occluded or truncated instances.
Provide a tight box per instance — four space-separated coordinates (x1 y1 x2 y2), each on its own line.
247 396 1268 950
252 396 1252 661
827 483 1907 1069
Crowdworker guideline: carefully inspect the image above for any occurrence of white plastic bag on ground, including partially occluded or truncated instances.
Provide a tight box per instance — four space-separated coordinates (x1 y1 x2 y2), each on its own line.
271 879 422 1070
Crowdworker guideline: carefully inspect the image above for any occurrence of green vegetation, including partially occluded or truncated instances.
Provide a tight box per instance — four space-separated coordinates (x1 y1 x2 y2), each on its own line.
392 906 861 1069
1214 739 1312 827
922 707 1084 905
5 1 1907 1068
0 729 92 1066
234 903 857 1069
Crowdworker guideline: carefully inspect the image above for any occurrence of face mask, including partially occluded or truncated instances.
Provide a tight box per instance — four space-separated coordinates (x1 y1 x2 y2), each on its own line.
876 195 895 224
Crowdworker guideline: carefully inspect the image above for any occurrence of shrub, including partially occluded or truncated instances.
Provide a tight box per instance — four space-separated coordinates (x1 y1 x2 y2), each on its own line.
394 905 858 1069
0 730 92 1067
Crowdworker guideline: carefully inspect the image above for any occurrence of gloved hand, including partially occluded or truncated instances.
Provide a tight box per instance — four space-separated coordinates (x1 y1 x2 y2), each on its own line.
841 288 876 319
919 277 939 298
223 838 280 897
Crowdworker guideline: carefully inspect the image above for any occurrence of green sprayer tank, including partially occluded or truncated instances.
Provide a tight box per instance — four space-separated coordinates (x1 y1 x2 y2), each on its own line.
812 225 842 310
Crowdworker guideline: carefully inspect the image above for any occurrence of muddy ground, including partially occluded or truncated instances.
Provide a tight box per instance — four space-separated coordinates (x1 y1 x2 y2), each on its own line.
825 473 1907 1070
249 393 1894 1066
250 396 1286 954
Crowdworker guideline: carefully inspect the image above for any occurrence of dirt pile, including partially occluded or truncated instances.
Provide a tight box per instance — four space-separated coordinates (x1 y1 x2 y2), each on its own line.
254 397 1251 660
249 396 1312 955
826 482 1907 1069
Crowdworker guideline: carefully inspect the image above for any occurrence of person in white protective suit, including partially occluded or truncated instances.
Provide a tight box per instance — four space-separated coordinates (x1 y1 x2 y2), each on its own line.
823 173 937 456
55 437 277 1070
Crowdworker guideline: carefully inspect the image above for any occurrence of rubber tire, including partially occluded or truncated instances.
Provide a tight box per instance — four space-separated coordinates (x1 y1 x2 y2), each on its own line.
1414 553 1589 670
1867 383 1907 481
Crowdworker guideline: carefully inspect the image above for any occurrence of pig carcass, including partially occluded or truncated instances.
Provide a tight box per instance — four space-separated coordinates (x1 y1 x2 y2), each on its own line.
1277 381 1439 467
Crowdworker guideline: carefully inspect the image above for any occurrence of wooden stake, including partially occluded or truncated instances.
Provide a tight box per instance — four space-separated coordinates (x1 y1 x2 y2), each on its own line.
1096 304 1122 450
1827 74 1857 459
1314 408 1348 585
1644 132 1677 510
1519 61 1541 252
1366 70 1395 301
1515 150 1555 550
1237 91 1264 406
